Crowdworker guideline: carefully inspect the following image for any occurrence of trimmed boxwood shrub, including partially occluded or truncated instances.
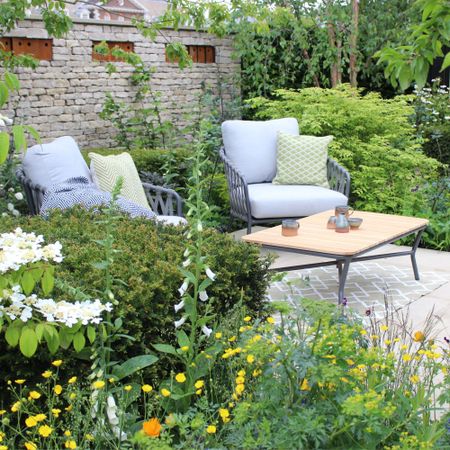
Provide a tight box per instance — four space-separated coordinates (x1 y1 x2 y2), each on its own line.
0 209 271 387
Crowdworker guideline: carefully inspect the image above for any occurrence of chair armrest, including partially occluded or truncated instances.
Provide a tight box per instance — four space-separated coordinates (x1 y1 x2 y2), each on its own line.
219 147 251 222
16 166 47 215
142 182 184 217
327 157 351 197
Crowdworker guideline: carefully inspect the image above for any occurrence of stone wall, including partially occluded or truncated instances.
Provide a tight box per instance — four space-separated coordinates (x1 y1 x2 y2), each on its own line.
4 18 239 148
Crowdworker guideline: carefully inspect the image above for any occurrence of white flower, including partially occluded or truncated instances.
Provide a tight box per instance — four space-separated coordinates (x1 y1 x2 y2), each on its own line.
0 114 13 126
199 290 208 302
178 280 189 296
183 248 190 258
14 192 23 201
197 221 203 232
182 258 191 268
7 203 14 211
205 267 216 281
201 325 212 337
174 316 187 328
174 300 185 312
106 395 119 426
12 209 20 217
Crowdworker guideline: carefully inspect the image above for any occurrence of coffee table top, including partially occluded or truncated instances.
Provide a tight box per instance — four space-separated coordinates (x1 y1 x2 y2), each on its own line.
242 210 429 256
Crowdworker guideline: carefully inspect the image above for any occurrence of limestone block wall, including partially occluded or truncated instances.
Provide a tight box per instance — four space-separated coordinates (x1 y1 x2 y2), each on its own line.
4 18 239 148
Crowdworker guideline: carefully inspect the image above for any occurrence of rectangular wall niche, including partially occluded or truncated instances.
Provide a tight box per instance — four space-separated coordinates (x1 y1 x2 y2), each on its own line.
166 45 216 64
92 41 135 62
0 37 53 60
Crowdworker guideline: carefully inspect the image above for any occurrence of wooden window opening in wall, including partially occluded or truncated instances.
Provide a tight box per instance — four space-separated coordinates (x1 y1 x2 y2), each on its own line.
92 41 134 62
165 45 215 64
0 38 53 60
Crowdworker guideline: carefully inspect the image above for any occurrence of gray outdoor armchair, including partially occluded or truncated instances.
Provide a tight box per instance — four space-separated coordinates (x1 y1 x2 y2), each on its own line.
16 166 184 218
220 118 351 234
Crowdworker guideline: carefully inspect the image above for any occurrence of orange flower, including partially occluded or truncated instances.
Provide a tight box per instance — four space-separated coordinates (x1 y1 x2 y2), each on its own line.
143 418 161 438
413 331 425 342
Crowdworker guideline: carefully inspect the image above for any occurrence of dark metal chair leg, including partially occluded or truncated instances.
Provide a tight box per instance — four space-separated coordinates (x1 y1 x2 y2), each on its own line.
338 258 351 304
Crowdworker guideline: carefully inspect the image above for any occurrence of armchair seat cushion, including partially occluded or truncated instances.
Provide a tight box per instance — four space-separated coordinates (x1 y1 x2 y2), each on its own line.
248 183 348 219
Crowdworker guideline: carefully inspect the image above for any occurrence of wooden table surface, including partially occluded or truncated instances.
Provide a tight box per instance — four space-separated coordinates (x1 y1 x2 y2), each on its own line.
242 210 429 256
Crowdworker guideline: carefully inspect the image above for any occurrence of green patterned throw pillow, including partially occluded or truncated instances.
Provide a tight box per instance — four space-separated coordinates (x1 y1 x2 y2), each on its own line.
273 132 333 187
88 152 151 210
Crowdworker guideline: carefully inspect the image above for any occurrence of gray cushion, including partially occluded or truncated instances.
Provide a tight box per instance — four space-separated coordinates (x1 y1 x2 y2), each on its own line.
247 183 348 219
22 136 92 189
222 118 299 184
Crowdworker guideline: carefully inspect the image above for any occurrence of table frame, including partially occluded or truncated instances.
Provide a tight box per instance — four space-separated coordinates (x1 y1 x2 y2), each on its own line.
265 225 427 304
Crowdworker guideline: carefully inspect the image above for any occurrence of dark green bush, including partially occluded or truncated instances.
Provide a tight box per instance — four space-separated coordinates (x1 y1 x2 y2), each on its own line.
0 209 271 386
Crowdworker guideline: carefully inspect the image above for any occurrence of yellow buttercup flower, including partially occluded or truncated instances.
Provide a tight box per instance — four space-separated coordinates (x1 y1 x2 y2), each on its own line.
413 331 425 342
219 408 230 421
68 376 77 384
206 425 216 434
14 379 26 385
346 359 355 365
65 405 73 412
161 388 171 397
228 336 236 342
142 384 153 393
85 434 94 441
380 325 389 331
235 376 245 385
52 360 63 367
235 384 245 395
410 375 420 384
175 373 186 383
0 446 6 450
246 355 255 364
243 316 252 322
24 443 37 450
0 410 6 416
42 371 53 379
124 385 132 392
69 393 76 400
38 425 53 438
238 369 246 377
215 332 222 339
10 401 20 412
52 408 61 418
28 391 41 400
35 414 47 422
266 317 275 324
65 440 77 449
196 389 202 395
300 379 311 391
54 385 63 395
25 416 38 427
402 354 412 362
181 346 189 352
194 380 204 389
92 380 105 389
64 430 71 437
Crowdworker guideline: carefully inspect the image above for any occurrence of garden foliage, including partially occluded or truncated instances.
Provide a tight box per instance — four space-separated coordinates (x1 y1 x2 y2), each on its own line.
0 208 271 384
247 85 441 215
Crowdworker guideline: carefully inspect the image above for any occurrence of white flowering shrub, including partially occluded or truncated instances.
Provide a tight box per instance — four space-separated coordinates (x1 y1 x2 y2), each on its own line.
0 228 112 356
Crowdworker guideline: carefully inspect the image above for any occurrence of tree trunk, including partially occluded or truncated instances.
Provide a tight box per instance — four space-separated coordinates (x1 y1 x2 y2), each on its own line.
327 21 339 87
349 0 359 87
336 36 342 85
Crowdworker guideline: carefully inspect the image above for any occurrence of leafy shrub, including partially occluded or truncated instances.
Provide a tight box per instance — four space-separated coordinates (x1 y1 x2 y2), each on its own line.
247 85 441 214
0 209 271 385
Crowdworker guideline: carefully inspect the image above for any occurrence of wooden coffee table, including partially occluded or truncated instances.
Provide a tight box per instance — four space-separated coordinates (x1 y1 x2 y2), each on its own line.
242 210 429 304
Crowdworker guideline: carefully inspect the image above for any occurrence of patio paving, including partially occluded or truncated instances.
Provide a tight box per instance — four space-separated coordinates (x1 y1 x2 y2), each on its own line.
234 227 450 341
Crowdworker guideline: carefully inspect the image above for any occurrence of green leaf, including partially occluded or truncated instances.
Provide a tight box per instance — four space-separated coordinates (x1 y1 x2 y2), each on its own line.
398 64 412 91
152 343 178 356
5 325 21 347
45 331 60 354
0 82 8 108
73 332 86 352
59 327 74 349
19 327 38 357
441 52 450 71
24 125 41 144
35 323 45 341
41 269 54 295
0 132 9 164
12 125 26 153
87 325 96 344
21 271 36 295
4 72 20 91
112 355 158 381
176 330 190 348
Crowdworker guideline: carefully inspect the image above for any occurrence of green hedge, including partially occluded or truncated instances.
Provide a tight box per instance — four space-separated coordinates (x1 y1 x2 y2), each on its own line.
247 85 441 215
0 209 271 386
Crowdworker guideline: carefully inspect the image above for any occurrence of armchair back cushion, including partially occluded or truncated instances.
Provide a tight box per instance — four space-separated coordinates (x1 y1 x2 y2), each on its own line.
221 118 299 183
89 152 151 210
22 136 92 189
273 132 332 188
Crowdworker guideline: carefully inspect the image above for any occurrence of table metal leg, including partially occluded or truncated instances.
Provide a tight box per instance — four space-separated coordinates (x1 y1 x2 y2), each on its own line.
410 229 424 281
338 257 351 304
